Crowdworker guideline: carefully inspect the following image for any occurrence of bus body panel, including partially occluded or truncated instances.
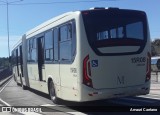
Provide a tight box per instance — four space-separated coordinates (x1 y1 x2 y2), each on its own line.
12 39 24 86
23 12 80 101
43 64 60 95
80 82 150 102
77 10 151 101
22 34 29 87
27 64 40 89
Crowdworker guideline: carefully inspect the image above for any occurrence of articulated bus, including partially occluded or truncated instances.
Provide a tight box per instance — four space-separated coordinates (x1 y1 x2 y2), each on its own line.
11 7 151 104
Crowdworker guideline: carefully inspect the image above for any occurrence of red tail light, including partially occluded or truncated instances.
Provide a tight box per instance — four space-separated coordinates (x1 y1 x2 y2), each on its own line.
146 52 151 82
83 55 93 88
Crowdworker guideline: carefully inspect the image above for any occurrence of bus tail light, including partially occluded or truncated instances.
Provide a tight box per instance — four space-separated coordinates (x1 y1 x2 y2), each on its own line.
83 55 93 88
146 52 151 82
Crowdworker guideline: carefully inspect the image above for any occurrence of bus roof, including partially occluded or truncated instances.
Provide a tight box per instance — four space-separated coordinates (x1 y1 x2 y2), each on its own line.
23 8 146 39
25 11 79 39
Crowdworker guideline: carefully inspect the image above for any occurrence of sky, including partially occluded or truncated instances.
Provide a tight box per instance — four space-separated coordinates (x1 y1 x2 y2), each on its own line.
0 0 160 57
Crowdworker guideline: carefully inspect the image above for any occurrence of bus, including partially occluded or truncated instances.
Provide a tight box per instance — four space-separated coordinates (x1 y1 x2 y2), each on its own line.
11 7 151 104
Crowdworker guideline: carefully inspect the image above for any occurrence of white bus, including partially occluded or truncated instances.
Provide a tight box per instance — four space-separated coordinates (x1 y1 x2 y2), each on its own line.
11 7 151 104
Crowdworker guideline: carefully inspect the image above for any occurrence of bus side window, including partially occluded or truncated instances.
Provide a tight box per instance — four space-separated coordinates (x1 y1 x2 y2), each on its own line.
59 23 72 63
16 48 19 76
53 20 76 63
27 39 31 62
31 38 37 62
11 50 16 67
68 24 72 39
44 30 53 62
53 28 59 62
71 21 76 58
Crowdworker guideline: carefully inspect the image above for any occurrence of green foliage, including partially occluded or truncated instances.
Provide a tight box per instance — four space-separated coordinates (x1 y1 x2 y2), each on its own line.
151 38 160 56
0 57 10 69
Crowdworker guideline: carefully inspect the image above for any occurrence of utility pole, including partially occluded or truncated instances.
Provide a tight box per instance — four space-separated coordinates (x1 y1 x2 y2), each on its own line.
0 0 23 58
6 2 10 58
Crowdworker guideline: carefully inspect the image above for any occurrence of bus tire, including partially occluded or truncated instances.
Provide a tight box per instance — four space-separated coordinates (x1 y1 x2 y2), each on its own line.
20 74 26 90
13 74 16 82
22 84 27 90
16 82 19 86
49 80 59 104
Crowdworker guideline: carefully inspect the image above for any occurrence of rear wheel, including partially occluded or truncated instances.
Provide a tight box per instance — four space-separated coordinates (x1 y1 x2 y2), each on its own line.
49 81 59 104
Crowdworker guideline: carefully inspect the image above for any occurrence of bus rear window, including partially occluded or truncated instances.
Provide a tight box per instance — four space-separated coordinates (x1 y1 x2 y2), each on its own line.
97 22 143 40
82 9 147 56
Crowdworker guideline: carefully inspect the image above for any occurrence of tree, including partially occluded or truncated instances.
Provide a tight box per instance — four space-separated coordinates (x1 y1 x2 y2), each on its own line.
151 38 160 56
0 57 9 68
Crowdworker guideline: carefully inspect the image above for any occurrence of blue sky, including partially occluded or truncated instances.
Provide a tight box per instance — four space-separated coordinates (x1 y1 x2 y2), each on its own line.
0 0 160 57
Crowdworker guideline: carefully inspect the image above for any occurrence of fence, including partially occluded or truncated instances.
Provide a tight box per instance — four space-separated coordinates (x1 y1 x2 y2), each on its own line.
0 68 12 81
151 72 159 82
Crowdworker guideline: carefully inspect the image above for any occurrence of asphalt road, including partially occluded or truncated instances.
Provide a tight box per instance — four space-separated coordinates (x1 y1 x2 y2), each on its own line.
0 76 160 115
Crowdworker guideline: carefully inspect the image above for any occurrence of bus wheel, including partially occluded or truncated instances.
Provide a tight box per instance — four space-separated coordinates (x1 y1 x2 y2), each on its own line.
20 75 26 90
49 81 59 104
22 84 27 90
13 74 16 81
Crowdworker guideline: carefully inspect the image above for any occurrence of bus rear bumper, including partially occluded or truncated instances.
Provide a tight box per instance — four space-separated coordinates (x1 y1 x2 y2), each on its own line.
79 83 150 102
